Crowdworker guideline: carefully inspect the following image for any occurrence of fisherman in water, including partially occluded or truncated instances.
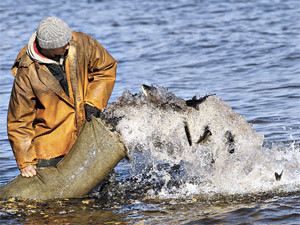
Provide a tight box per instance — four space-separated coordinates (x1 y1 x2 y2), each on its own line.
7 17 117 178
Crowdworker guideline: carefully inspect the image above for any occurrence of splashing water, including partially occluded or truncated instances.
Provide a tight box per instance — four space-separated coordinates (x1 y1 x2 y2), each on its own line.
101 85 300 200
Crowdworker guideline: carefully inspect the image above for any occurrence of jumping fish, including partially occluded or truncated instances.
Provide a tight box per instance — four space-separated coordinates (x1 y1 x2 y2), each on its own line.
275 171 283 181
197 126 212 144
0 117 127 200
184 121 192 146
186 94 215 109
142 84 152 96
225 131 235 154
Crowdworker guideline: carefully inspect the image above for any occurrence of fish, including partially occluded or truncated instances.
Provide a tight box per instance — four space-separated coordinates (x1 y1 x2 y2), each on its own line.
186 94 215 110
225 131 235 154
275 171 283 181
141 84 152 96
197 126 212 144
184 121 192 146
141 84 187 111
0 117 127 200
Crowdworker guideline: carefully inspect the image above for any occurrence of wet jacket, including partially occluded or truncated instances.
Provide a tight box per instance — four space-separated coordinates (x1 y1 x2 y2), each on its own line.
8 31 117 169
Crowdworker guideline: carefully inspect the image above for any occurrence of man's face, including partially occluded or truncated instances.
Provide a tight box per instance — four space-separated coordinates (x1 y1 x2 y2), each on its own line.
43 44 70 58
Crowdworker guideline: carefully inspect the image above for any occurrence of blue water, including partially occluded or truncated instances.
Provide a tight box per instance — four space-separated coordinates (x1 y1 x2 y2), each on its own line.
0 0 299 224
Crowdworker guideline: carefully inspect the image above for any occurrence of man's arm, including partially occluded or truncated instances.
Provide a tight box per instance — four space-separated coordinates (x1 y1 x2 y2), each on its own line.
84 35 117 110
7 69 38 176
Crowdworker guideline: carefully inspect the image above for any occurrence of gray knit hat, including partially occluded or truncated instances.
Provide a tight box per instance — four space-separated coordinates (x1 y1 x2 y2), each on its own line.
36 17 72 49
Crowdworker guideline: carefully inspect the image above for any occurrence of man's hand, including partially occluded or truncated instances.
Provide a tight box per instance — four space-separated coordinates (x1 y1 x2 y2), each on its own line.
20 165 37 177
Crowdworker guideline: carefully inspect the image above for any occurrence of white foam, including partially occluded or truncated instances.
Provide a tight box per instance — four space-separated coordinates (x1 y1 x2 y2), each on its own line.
104 87 300 199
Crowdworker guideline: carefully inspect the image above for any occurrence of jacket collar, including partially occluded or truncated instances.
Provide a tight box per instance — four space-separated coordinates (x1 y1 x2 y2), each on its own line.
27 32 60 65
35 38 76 107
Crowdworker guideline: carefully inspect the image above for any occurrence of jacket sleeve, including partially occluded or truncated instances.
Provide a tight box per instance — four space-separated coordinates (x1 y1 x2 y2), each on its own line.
7 67 37 169
84 35 117 110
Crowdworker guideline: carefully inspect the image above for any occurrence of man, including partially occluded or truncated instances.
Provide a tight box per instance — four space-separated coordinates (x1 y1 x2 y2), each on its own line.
7 17 117 178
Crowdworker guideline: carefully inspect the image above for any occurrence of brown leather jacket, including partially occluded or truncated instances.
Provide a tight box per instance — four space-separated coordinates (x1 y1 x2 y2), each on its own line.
8 31 117 169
